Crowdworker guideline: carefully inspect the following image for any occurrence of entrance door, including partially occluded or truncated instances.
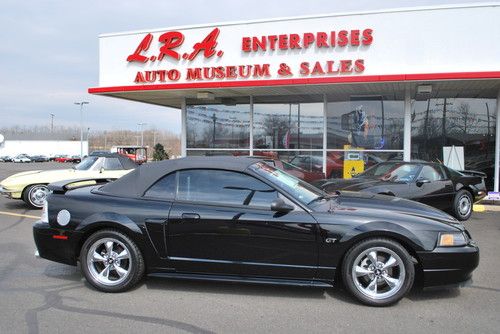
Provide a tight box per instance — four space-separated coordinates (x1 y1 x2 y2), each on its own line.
167 169 318 279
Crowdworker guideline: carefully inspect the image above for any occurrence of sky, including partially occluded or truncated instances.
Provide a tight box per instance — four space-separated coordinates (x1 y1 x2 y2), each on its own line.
0 0 492 134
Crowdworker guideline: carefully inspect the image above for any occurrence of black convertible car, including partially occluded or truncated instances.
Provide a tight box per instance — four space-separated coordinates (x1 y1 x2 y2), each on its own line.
34 157 479 306
313 161 487 221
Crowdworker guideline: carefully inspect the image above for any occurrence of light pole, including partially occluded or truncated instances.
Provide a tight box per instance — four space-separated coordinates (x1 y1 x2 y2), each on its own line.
138 123 147 147
74 102 89 158
50 113 55 132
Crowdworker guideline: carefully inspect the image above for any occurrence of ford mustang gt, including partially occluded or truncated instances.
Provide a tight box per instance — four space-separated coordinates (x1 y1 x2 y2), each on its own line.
33 157 479 306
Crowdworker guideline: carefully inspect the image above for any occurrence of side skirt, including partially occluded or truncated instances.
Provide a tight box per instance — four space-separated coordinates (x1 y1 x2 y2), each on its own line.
147 272 334 288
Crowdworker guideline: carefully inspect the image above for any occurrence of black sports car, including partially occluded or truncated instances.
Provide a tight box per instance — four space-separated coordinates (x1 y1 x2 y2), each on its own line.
33 157 479 306
313 161 487 221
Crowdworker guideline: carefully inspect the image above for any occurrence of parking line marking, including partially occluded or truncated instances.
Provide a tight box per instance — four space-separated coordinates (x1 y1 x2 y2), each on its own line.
0 211 40 219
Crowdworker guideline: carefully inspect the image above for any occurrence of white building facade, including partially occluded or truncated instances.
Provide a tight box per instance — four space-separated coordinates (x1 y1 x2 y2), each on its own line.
89 3 500 193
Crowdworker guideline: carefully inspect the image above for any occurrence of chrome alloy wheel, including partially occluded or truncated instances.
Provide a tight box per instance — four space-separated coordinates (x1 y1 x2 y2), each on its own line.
28 185 49 207
86 238 132 286
458 194 472 216
351 247 405 300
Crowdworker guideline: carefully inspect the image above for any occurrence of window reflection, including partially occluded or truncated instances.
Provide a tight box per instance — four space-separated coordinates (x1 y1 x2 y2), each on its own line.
327 97 404 150
253 102 323 149
411 98 497 190
187 103 250 149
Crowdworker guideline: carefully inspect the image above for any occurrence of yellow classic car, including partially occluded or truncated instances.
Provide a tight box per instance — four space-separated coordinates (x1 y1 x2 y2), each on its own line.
0 153 137 208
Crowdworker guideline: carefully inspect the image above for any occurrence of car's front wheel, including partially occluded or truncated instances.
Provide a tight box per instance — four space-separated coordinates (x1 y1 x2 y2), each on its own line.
23 184 49 209
452 189 473 221
80 229 145 292
342 238 415 306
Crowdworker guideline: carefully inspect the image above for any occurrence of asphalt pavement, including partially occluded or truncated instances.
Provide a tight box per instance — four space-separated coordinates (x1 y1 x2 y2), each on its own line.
0 162 499 334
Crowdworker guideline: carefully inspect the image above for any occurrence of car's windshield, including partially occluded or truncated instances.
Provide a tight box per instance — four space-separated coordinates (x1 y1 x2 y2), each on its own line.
358 162 420 182
74 156 98 170
249 162 325 206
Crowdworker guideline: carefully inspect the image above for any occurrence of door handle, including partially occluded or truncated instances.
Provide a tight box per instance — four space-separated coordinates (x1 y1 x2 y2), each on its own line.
144 218 167 224
181 213 200 220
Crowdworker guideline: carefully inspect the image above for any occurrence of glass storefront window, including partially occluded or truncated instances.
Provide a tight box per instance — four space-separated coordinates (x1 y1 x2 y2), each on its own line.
252 150 324 183
253 100 323 150
325 150 403 179
327 97 404 150
186 102 250 149
411 98 497 190
186 150 249 157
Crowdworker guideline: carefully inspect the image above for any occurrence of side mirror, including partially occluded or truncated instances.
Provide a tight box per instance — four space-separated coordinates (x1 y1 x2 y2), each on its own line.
99 167 105 174
416 178 431 187
270 198 294 213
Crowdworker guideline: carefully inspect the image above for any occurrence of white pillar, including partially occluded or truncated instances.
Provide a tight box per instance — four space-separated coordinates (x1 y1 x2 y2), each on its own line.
403 86 412 162
249 95 254 156
494 89 500 193
323 94 328 176
181 98 187 157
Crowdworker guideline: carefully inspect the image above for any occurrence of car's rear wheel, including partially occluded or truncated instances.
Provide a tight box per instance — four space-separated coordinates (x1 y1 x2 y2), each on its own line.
80 229 145 292
452 189 473 221
22 184 49 209
342 238 415 306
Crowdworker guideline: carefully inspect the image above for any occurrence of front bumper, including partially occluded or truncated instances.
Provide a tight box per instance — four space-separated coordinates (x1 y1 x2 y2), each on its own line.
417 243 479 287
0 185 22 199
33 221 84 266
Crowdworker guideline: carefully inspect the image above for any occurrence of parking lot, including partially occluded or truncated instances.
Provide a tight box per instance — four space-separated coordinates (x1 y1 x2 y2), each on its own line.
0 162 499 334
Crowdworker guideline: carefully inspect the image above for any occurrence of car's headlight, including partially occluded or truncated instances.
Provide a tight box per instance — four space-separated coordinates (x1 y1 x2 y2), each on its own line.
438 232 468 247
41 200 48 224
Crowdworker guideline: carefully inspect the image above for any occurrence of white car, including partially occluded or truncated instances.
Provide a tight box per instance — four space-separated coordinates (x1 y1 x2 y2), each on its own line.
12 154 31 163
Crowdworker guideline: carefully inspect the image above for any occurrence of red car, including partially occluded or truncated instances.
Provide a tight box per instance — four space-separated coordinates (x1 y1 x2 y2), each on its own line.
255 157 325 183
290 154 344 179
54 155 72 163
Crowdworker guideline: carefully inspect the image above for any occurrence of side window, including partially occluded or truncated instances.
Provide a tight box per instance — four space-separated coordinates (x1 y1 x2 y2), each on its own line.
177 169 278 207
144 173 176 199
419 165 444 181
103 158 123 170
438 165 449 179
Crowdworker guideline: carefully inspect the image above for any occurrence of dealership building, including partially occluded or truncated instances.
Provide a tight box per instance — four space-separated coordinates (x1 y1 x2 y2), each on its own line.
89 3 500 193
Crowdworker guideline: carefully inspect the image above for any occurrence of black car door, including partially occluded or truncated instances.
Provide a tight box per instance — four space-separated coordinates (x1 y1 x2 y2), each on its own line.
410 164 454 209
167 169 318 279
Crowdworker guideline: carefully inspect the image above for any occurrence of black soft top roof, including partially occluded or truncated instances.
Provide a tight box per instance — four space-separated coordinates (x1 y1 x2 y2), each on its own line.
99 156 263 197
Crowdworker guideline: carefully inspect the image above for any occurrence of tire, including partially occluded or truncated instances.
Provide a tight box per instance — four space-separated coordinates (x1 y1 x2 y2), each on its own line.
80 229 145 292
452 189 473 221
341 238 415 306
22 184 49 209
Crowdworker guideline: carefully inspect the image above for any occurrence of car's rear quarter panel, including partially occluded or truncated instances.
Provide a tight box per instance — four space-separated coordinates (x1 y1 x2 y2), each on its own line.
45 187 172 271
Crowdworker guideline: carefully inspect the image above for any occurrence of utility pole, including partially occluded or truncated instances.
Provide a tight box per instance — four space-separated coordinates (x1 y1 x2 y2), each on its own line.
436 99 453 147
486 103 490 158
137 123 147 147
74 102 89 158
50 113 55 132
212 114 217 148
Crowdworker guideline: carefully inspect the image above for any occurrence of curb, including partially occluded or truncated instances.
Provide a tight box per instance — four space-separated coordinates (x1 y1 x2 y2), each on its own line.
473 204 500 212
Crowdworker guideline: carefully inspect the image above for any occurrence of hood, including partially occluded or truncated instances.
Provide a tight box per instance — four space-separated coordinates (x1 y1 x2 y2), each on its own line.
322 177 393 192
1 169 75 185
313 191 459 226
